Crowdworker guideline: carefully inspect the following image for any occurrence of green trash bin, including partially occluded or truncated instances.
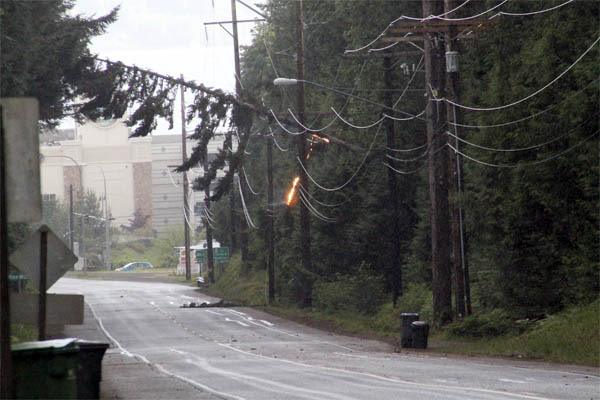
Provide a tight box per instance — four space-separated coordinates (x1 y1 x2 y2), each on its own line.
75 340 109 399
12 338 79 399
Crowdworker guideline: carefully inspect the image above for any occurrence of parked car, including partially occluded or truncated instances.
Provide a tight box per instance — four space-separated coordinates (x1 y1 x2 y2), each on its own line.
115 262 154 272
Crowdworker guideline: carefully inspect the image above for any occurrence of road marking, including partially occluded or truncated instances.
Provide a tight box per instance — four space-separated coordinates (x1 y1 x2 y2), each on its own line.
500 379 527 384
86 301 247 400
225 310 298 337
225 317 250 327
259 319 274 326
169 301 175 305
179 349 358 400
218 343 559 400
205 309 226 316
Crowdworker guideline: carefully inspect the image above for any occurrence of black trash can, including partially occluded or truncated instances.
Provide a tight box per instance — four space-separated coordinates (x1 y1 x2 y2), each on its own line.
400 313 420 348
411 321 430 349
75 340 109 399
12 339 80 399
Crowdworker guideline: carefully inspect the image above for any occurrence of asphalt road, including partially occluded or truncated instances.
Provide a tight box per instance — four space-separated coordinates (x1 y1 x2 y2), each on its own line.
51 277 599 400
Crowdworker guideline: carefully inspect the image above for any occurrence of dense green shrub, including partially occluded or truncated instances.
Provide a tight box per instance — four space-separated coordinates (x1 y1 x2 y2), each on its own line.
446 309 534 337
313 265 387 315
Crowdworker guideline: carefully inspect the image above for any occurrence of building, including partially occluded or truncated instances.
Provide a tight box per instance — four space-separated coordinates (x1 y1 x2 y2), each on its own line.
151 131 228 235
40 120 230 235
40 119 152 228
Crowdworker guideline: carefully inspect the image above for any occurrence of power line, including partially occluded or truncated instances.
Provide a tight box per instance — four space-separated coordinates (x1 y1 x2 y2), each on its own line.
448 130 599 168
440 35 600 112
449 79 598 129
241 166 259 195
446 115 597 153
296 123 382 192
344 0 472 53
491 0 575 18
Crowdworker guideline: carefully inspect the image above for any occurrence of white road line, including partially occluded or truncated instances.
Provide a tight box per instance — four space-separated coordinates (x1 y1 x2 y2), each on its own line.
179 349 358 400
500 379 527 384
205 309 226 316
225 310 298 337
86 301 246 400
218 343 559 400
259 319 274 326
225 317 250 327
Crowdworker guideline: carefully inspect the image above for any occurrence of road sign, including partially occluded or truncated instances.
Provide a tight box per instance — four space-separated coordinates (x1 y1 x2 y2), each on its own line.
195 246 229 264
9 225 77 289
0 98 42 223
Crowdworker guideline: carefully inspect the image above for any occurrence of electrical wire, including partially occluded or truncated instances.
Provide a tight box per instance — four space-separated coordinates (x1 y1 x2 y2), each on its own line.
386 146 431 162
386 142 427 153
299 189 336 223
344 0 472 53
383 161 428 175
491 0 575 18
393 56 424 109
330 107 385 129
271 130 289 152
299 184 352 208
448 130 599 168
242 166 259 195
443 36 600 112
449 79 598 129
447 115 597 153
427 0 509 22
297 123 382 192
236 174 258 229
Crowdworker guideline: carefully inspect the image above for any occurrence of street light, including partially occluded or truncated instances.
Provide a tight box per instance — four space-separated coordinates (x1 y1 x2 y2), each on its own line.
41 156 111 270
84 164 111 270
41 154 82 254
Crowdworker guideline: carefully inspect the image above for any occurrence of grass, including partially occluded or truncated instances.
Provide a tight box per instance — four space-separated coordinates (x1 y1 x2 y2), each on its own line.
205 261 599 366
11 324 36 344
435 300 600 366
206 254 267 305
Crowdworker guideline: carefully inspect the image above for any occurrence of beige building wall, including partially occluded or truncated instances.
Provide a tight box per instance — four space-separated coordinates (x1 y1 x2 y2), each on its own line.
40 119 152 227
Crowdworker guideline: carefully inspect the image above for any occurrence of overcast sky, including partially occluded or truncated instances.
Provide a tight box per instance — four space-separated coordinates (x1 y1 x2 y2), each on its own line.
68 0 264 132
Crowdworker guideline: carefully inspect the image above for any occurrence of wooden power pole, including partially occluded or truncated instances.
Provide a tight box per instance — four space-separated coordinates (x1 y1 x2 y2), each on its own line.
231 0 250 272
383 51 403 304
422 0 453 326
266 134 275 304
444 0 471 317
180 76 192 281
296 0 313 307
204 151 216 284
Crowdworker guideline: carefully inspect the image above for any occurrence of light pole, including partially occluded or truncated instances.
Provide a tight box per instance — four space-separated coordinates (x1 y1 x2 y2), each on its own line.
42 154 83 262
85 164 111 270
41 156 111 269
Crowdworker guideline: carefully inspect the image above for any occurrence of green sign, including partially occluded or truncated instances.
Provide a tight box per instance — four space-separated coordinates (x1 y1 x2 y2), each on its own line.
195 247 229 264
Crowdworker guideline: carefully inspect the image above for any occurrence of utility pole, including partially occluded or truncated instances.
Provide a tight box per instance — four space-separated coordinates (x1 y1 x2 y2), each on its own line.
422 0 453 326
296 0 313 307
0 105 13 400
266 134 275 304
383 50 403 305
69 184 74 251
444 0 467 317
204 151 215 284
180 75 192 281
231 0 250 272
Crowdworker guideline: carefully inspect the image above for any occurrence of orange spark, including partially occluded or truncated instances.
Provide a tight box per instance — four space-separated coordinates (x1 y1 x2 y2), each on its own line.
286 176 301 206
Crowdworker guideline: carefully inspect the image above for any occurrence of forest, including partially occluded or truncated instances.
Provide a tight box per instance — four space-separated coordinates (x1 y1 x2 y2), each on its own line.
206 0 599 327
